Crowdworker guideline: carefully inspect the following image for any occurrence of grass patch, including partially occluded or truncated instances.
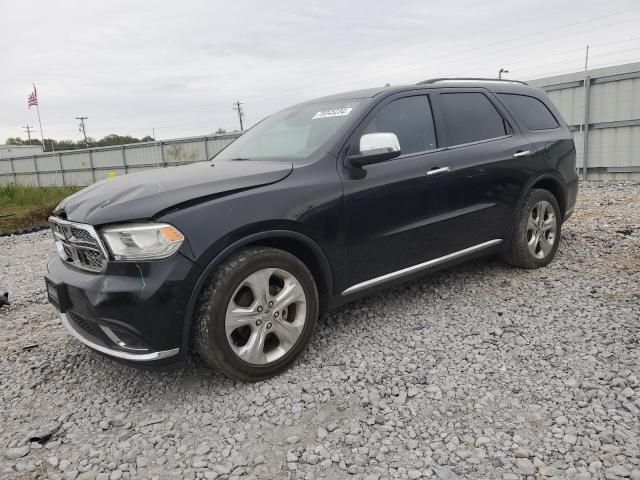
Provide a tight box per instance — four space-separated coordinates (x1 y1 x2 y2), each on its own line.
0 185 81 234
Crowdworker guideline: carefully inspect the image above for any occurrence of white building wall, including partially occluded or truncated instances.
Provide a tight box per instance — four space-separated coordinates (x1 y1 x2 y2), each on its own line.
0 145 43 159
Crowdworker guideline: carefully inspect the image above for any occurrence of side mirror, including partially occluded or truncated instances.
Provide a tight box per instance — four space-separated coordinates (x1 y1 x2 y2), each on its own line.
347 132 401 168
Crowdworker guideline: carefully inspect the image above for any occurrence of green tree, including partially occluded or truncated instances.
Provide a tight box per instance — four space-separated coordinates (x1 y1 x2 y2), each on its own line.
6 134 159 152
6 137 42 146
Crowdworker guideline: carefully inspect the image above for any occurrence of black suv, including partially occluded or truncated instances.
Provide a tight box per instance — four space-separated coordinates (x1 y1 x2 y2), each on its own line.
45 78 578 381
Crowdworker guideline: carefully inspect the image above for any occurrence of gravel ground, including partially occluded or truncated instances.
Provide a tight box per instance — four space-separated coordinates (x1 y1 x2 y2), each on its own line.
1 181 639 480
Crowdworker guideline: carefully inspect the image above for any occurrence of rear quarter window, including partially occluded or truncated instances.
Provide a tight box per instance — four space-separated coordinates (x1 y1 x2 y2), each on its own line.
497 93 559 131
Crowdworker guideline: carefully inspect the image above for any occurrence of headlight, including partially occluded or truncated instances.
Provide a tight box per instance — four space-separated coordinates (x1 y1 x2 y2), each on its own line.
101 223 184 261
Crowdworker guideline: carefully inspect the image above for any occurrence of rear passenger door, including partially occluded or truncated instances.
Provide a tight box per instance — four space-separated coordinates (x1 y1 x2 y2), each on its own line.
431 89 534 244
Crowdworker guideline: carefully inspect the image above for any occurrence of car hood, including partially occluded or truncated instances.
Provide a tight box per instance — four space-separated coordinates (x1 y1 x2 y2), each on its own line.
55 160 293 225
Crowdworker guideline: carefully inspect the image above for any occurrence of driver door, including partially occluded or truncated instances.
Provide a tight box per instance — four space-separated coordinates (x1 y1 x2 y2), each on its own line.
341 93 457 288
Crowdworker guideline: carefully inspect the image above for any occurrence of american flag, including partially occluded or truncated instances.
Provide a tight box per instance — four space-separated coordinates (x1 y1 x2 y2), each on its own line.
27 85 38 108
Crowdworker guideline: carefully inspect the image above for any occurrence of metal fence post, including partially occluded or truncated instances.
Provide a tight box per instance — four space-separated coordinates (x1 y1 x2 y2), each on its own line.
87 149 96 183
203 136 209 161
122 146 128 174
582 76 591 180
33 155 41 187
159 141 166 167
58 153 66 186
9 157 16 185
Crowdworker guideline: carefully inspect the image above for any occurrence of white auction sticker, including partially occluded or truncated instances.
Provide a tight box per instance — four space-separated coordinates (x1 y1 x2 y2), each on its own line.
312 107 353 120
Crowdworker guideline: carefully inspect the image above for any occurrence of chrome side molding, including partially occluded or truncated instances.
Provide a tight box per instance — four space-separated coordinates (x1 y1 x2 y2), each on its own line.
341 239 503 296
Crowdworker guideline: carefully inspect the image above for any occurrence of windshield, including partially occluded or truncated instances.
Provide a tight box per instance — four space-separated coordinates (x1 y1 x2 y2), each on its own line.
214 99 364 162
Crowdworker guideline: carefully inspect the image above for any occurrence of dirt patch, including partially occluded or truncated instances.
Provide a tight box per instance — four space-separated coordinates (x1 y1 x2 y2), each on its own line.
0 202 58 234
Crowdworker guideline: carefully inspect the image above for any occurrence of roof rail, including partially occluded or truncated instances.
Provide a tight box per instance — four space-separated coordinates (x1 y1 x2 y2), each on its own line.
417 77 528 86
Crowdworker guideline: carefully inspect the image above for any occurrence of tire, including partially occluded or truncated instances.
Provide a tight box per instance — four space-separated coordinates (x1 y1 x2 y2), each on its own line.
193 247 319 381
502 188 562 269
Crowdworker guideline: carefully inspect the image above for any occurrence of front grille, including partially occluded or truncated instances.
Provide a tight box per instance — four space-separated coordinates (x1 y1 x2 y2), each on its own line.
50 217 108 272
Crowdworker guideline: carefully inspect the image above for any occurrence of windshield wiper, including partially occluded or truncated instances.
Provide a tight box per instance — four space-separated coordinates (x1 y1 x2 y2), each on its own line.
229 157 254 161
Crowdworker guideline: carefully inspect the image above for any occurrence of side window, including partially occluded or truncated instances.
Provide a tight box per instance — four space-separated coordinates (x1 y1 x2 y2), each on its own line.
497 93 559 131
362 96 437 155
440 93 508 146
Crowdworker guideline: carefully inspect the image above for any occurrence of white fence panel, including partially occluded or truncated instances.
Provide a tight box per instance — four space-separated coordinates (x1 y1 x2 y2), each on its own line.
0 133 241 187
163 140 205 165
588 125 640 168
92 148 124 169
206 135 236 159
39 172 65 187
13 173 38 186
12 157 36 173
64 170 94 186
125 144 162 167
60 152 92 171
35 155 61 173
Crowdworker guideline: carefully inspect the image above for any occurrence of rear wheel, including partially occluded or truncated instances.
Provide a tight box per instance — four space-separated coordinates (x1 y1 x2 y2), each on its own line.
193 247 318 381
502 188 561 269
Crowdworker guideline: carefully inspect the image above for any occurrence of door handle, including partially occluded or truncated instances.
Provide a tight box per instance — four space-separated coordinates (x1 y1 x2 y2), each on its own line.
513 150 531 158
426 166 450 176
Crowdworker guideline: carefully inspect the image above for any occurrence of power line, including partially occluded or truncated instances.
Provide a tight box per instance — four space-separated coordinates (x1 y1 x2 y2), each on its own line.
459 35 640 76
522 57 640 81
48 48 640 140
234 8 640 103
9 7 638 145
506 49 640 78
144 7 640 118
455 46 640 79
396 14 640 83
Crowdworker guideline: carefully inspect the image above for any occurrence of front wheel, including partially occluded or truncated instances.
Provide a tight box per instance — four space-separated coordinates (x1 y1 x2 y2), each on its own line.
192 247 319 381
502 188 562 269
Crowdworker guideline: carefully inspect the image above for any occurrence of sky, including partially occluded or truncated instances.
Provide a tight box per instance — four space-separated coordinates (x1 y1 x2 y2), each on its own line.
1 0 640 143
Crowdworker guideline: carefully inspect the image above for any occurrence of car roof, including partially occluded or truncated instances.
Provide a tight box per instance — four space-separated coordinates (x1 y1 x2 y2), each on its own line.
306 79 541 104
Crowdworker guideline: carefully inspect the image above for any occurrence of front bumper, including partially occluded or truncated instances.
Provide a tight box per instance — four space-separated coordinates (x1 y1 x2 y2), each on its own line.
59 312 179 361
45 252 201 364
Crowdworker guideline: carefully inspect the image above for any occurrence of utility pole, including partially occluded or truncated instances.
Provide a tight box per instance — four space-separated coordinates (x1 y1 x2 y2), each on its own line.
233 101 244 131
498 68 509 79
22 125 35 145
76 116 88 145
581 45 590 180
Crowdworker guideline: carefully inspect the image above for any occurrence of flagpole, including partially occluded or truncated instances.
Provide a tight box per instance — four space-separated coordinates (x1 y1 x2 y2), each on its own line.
36 105 45 149
33 83 45 151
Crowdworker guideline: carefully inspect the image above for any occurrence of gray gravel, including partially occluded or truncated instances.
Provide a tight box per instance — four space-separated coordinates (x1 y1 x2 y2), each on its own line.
1 181 639 480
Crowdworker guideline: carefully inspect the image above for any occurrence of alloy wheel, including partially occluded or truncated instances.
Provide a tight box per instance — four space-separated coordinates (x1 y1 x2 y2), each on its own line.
526 200 557 259
224 268 307 365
